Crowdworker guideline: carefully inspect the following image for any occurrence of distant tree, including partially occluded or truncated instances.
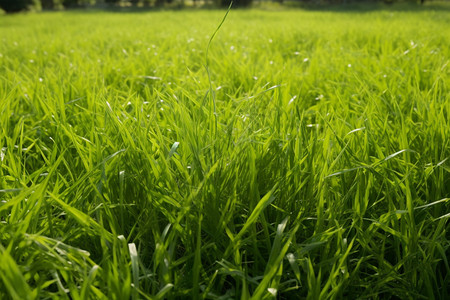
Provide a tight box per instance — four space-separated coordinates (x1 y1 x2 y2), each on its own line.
219 0 251 7
41 0 54 9
62 0 79 7
62 0 97 6
0 0 34 12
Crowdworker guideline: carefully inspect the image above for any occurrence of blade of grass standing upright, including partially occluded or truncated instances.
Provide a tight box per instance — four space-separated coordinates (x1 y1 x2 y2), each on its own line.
129 243 139 300
204 2 233 139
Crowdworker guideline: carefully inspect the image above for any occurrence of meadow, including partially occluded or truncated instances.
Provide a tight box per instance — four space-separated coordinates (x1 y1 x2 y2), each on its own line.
0 4 449 299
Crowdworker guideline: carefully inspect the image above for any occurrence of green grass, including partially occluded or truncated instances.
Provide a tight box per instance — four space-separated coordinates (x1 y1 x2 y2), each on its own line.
0 4 449 299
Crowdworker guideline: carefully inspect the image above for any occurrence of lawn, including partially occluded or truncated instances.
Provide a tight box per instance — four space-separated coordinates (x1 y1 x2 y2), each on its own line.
0 4 449 299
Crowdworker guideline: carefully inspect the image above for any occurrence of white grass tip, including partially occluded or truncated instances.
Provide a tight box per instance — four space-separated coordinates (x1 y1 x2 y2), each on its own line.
267 288 277 296
288 95 297 105
128 243 137 257
346 127 365 135
142 76 161 80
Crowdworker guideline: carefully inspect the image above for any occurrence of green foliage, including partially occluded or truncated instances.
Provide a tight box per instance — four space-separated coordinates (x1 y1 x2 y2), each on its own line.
0 6 449 299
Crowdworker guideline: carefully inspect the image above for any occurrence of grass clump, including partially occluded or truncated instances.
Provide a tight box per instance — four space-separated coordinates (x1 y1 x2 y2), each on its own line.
0 6 449 299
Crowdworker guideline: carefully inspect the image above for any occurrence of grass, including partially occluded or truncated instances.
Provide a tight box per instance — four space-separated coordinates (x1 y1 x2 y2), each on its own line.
0 4 449 299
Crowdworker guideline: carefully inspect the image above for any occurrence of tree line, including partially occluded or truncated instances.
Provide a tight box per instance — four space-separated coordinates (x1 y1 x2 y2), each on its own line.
0 0 429 13
1 0 246 12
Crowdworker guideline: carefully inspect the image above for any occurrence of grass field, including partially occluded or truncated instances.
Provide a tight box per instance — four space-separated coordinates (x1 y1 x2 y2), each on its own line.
0 4 449 299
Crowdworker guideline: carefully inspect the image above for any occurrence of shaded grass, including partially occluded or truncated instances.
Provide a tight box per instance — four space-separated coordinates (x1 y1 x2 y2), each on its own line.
0 6 449 299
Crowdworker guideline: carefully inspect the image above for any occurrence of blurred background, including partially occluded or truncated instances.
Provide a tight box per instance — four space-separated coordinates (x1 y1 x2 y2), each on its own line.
1 0 447 13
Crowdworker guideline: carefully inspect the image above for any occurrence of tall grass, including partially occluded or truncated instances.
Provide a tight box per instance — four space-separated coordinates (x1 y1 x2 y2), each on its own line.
0 6 449 299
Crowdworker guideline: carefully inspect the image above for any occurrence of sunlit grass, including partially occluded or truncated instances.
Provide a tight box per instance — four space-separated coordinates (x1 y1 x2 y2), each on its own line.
0 5 449 299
